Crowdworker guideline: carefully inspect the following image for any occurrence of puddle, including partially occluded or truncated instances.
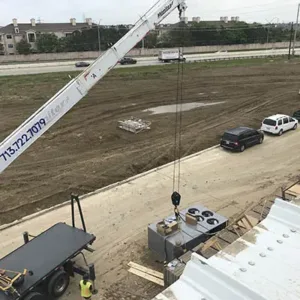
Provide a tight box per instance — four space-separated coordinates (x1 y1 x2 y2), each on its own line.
143 101 225 115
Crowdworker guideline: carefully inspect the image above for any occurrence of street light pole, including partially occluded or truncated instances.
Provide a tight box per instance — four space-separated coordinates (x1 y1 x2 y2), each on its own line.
292 3 300 56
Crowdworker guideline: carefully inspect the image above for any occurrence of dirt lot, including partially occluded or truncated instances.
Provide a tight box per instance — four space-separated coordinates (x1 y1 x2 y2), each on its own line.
1 57 300 225
1 129 300 300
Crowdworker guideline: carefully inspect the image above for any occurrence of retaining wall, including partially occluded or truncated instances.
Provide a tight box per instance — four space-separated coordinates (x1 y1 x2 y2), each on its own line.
1 42 299 63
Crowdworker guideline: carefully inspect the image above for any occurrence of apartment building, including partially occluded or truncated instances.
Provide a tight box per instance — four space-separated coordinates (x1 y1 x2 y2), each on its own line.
0 18 94 55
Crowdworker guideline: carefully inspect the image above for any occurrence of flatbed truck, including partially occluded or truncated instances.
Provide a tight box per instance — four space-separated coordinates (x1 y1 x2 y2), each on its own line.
0 195 96 300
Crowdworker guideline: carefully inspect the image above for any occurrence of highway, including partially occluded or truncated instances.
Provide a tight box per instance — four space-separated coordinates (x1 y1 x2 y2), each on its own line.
1 129 300 299
0 48 299 76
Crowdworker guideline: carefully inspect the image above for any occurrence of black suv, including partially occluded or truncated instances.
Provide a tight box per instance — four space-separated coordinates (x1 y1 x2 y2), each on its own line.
292 110 300 121
119 57 137 65
220 127 264 152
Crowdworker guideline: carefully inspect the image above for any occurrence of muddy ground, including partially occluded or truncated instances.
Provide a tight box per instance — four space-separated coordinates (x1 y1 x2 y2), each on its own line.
1 58 300 225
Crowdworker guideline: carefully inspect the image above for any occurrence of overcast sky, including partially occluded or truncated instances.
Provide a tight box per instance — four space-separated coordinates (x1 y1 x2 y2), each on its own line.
0 0 299 26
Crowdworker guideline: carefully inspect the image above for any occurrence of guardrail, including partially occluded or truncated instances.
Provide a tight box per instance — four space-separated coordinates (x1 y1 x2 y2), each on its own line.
184 48 300 62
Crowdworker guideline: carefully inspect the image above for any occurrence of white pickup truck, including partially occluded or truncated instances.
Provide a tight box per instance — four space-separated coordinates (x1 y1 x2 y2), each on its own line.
158 49 186 62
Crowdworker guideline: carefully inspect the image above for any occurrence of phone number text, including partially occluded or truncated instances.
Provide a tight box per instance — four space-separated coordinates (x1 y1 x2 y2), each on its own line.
1 118 46 162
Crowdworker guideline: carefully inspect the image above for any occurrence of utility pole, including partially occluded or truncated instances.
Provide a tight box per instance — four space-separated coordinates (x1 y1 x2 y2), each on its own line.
97 19 102 54
292 3 300 56
142 38 145 55
265 17 279 45
289 22 294 60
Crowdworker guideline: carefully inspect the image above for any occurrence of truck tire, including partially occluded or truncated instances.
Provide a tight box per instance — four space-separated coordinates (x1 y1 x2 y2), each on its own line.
47 269 70 298
24 292 44 300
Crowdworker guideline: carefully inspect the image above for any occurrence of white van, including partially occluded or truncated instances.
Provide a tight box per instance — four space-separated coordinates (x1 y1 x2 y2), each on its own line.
261 114 298 135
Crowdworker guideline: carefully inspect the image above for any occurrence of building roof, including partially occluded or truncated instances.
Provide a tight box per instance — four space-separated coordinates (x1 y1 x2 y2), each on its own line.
0 22 94 34
153 197 300 300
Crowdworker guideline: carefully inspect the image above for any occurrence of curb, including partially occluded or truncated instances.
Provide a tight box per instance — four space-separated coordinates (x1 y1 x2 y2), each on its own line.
0 144 220 232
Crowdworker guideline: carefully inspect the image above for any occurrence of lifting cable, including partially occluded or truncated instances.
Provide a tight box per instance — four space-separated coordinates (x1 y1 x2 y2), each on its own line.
171 18 185 220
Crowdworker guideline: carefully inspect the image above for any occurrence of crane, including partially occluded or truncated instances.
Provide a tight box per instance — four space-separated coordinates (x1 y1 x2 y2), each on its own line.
0 0 187 174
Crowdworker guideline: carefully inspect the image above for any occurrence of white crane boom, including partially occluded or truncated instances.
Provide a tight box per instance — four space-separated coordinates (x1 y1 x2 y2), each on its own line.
0 0 187 174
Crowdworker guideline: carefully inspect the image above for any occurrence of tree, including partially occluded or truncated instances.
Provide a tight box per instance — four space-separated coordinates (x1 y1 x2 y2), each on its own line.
16 39 31 54
136 31 158 48
36 33 59 53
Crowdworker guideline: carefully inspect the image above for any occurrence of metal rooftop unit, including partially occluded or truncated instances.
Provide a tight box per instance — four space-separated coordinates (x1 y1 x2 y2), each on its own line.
153 198 300 300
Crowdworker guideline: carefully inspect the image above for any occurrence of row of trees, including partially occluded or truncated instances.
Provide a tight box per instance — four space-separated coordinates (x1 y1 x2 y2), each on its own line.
15 21 294 54
160 21 294 48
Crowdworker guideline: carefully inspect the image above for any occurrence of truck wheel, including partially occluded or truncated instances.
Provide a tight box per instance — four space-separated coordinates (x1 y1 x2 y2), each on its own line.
24 292 44 300
47 270 70 298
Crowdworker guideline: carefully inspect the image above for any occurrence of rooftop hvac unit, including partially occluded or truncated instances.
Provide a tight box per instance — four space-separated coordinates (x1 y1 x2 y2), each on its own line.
148 204 228 262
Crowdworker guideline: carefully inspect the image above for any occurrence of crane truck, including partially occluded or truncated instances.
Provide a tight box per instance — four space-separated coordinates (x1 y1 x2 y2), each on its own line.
0 1 188 299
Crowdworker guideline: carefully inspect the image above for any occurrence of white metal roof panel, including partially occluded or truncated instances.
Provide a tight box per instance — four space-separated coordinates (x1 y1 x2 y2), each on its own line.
153 198 300 300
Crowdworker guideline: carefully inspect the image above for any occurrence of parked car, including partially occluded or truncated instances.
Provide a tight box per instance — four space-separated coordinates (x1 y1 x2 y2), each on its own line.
75 61 90 67
220 127 264 152
119 57 137 65
292 110 300 121
261 114 298 136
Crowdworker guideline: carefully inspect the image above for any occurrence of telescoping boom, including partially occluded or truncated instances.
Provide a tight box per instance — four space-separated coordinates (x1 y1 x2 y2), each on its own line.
0 0 187 174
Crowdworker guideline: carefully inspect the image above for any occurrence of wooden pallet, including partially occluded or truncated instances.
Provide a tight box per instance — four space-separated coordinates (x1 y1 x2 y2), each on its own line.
280 178 300 201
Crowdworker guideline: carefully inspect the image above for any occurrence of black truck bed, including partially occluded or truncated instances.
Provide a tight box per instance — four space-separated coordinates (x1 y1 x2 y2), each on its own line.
0 222 96 300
